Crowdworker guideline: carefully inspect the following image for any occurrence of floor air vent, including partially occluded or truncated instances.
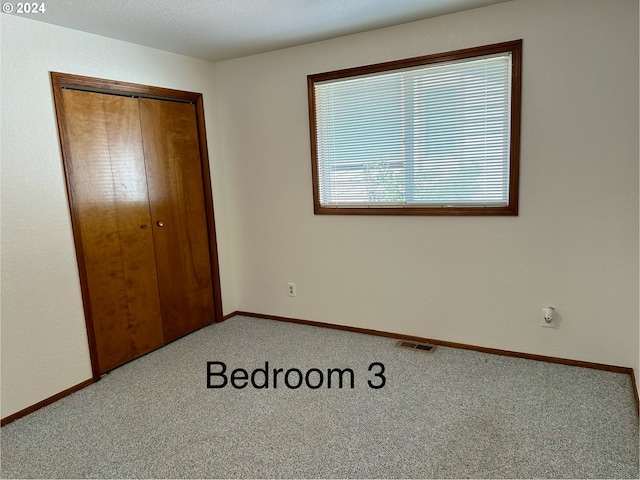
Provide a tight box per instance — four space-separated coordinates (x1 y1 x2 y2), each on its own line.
396 340 435 353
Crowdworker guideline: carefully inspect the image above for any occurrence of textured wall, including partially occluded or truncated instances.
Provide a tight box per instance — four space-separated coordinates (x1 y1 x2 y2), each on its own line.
213 0 639 383
0 15 236 418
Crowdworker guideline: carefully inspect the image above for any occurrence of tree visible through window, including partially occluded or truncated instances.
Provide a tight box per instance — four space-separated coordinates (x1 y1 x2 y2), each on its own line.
308 40 522 216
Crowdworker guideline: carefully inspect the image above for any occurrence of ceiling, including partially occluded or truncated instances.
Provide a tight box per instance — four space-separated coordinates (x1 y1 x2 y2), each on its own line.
8 0 510 62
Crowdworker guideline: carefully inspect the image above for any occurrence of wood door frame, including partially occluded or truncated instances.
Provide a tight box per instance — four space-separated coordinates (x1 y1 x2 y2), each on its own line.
51 72 224 381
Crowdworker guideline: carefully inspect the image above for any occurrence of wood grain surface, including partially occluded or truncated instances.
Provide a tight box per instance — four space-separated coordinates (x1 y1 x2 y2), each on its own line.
63 89 164 373
139 98 215 342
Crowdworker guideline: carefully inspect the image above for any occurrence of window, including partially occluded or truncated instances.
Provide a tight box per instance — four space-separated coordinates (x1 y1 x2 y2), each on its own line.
308 40 522 215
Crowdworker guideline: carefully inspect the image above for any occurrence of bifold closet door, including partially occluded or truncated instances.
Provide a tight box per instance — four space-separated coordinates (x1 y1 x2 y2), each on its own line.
62 89 165 373
61 90 216 373
138 98 215 343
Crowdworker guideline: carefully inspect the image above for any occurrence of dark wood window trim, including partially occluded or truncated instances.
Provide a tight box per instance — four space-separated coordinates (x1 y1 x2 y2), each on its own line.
307 40 522 216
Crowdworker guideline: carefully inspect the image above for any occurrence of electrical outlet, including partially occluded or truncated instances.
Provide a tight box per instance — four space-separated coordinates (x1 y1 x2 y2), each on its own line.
287 283 296 297
541 306 555 328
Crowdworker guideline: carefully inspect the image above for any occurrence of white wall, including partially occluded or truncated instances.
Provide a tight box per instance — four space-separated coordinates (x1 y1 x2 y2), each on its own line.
214 0 639 383
0 14 237 418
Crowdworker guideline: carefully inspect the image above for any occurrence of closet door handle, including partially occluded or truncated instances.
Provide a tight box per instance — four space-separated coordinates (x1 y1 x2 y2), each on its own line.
157 221 165 227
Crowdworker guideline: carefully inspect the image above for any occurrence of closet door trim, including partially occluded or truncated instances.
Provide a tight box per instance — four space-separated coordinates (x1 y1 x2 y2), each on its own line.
51 72 224 380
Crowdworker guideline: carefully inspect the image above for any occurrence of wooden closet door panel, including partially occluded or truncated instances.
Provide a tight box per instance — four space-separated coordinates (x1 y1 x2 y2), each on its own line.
63 90 164 373
101 95 165 359
138 98 215 342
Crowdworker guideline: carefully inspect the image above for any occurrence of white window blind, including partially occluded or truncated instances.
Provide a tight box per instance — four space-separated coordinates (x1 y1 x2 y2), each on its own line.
313 52 513 209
